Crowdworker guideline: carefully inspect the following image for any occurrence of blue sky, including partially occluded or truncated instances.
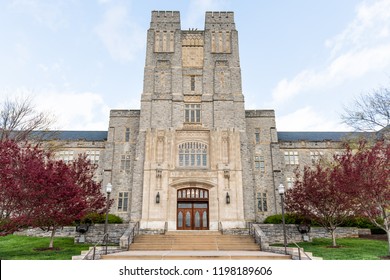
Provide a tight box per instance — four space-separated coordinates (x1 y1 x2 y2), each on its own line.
1 0 390 131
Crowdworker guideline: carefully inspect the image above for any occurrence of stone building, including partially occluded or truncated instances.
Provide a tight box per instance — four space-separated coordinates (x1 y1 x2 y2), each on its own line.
49 11 385 232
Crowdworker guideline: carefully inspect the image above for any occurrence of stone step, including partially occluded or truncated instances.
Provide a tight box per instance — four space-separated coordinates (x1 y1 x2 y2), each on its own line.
133 238 256 244
101 251 291 260
129 233 261 252
164 231 222 236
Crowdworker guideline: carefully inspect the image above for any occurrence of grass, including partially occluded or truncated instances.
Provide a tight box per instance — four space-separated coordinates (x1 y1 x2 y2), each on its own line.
0 235 91 260
275 238 388 260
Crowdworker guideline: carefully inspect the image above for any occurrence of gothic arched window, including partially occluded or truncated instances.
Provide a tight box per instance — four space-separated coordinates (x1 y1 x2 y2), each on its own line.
178 142 208 167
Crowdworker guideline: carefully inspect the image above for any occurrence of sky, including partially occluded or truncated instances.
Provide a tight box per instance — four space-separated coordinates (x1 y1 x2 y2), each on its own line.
1 0 390 131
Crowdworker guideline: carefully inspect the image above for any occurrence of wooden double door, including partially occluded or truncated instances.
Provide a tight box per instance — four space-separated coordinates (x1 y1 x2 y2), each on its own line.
176 188 209 230
177 202 209 230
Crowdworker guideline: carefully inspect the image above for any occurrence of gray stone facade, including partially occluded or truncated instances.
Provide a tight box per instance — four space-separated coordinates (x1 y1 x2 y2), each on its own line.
44 11 387 231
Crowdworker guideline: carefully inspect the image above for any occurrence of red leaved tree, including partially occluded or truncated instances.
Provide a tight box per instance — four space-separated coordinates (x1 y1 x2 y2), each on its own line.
0 140 107 248
32 155 107 248
70 154 107 215
0 140 51 233
285 164 354 247
337 141 390 255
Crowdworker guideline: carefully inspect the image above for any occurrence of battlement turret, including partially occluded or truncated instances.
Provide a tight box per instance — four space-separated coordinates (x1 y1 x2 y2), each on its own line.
151 11 180 30
205 11 235 30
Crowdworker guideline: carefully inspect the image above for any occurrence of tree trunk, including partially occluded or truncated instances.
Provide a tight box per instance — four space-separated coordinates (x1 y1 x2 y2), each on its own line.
331 229 337 247
49 227 56 248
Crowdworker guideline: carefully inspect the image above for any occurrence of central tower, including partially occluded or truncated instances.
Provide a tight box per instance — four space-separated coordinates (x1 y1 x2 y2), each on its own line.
137 11 249 231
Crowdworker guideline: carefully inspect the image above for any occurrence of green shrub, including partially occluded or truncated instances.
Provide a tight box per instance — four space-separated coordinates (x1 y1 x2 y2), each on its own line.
77 213 123 224
340 216 385 233
263 213 308 224
263 214 386 234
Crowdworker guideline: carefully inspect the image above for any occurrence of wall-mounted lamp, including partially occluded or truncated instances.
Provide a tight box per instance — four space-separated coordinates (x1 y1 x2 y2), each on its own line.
226 192 230 204
156 192 160 204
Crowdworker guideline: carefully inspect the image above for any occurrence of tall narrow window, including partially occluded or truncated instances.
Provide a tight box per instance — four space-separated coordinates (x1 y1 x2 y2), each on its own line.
185 104 201 123
125 128 130 142
255 128 260 144
121 154 131 172
254 156 265 172
190 76 195 91
118 192 129 212
257 193 268 212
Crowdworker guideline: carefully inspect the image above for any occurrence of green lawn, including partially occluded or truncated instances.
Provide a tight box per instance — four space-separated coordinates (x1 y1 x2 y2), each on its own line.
281 238 388 260
0 235 91 260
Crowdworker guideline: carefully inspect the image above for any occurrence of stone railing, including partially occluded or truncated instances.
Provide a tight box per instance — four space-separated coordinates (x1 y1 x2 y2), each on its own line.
250 224 369 260
74 224 129 244
14 226 76 238
15 224 129 245
119 222 139 249
256 224 360 244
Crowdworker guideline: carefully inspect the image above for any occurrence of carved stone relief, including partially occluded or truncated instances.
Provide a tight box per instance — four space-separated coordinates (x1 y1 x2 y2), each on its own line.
182 47 204 68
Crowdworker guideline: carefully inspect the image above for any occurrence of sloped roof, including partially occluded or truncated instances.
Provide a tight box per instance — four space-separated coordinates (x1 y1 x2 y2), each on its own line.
277 131 374 142
32 131 108 141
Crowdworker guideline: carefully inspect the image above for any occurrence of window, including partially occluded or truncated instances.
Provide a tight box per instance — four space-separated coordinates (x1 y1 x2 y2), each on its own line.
125 128 130 142
254 156 265 172
118 192 129 212
286 177 294 189
255 128 260 144
310 151 323 164
190 76 195 91
121 154 131 172
57 151 74 163
257 193 267 212
178 142 207 167
185 104 201 123
284 151 299 165
86 150 100 164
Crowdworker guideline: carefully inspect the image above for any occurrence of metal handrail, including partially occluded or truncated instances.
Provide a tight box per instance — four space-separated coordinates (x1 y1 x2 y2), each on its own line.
82 232 108 260
127 221 140 250
285 233 312 260
250 223 312 260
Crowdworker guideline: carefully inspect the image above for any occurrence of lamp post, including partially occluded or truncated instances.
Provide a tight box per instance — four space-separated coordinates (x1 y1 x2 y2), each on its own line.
278 184 288 255
104 183 112 253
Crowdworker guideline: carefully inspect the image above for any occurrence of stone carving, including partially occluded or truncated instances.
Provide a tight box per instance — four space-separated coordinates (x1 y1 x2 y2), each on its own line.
155 31 175 52
182 33 204 47
182 47 204 68
211 31 231 53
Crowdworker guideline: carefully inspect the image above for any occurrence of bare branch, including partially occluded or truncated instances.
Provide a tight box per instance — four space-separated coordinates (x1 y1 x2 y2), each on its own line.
341 86 390 131
0 96 56 142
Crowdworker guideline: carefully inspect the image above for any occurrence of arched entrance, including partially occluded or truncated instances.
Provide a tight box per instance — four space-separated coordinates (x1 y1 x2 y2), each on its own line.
177 188 209 230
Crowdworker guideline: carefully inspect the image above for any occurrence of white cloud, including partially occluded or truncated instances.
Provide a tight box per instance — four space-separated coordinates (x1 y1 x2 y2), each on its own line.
326 0 390 55
272 43 390 103
32 90 110 130
95 4 145 62
272 0 390 105
277 106 348 131
0 88 109 130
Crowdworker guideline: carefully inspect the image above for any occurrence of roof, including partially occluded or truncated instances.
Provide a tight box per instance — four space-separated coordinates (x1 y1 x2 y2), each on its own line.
31 131 108 141
277 131 374 142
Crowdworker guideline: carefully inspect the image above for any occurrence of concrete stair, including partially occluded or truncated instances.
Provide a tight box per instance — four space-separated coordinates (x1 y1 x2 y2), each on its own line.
129 231 261 251
101 231 291 260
